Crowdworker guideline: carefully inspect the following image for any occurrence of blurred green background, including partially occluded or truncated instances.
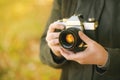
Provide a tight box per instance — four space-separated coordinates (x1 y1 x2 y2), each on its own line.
0 0 60 80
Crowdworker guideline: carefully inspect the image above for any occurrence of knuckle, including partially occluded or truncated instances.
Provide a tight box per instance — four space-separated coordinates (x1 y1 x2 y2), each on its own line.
49 40 54 46
45 36 48 41
50 23 57 28
46 35 50 42
49 23 54 27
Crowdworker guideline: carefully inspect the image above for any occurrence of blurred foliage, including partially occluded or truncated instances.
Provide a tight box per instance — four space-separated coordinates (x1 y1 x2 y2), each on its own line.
0 0 61 80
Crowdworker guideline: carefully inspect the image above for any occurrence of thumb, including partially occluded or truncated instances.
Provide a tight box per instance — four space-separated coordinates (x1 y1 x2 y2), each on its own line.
78 31 93 44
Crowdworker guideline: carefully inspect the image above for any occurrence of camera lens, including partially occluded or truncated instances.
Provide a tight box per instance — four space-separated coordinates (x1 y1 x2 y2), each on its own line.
59 27 83 51
59 31 75 49
66 34 74 44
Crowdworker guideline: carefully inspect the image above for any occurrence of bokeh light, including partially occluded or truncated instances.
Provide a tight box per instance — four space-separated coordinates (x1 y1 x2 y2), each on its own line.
0 0 60 80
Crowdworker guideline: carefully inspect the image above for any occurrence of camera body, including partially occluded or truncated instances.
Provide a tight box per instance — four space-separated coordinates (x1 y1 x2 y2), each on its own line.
57 15 98 52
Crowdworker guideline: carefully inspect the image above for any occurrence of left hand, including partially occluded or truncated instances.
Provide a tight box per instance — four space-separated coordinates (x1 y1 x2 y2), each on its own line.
60 31 108 66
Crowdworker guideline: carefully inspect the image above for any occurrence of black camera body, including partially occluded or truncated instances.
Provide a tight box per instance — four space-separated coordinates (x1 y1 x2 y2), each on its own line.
57 15 98 52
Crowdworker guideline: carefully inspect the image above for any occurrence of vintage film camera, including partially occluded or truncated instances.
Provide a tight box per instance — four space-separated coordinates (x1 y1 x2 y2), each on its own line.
56 15 98 52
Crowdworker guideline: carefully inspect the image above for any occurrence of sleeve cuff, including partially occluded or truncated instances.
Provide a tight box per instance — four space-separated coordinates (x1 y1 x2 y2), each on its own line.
96 50 110 74
50 50 66 64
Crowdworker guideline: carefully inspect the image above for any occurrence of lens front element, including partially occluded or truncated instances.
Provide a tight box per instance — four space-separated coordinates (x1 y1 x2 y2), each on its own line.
66 34 74 44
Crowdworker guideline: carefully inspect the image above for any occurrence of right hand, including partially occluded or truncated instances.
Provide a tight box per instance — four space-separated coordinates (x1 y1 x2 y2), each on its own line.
46 22 65 57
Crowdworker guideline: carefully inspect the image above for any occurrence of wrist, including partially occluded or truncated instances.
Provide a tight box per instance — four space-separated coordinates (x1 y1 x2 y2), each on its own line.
99 50 108 66
50 50 66 64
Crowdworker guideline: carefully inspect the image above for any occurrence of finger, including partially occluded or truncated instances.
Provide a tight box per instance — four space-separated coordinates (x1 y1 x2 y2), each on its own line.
46 33 60 41
50 46 62 56
60 48 88 64
60 48 76 60
48 23 65 33
48 39 59 46
78 31 94 44
52 46 61 52
65 51 87 64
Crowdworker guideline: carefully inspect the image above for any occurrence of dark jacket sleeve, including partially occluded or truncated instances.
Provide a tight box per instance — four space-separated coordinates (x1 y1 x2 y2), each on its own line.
94 48 120 80
104 48 120 76
40 0 67 68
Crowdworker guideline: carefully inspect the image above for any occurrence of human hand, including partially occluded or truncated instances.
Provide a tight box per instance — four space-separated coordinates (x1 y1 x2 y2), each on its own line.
46 22 64 57
60 31 108 66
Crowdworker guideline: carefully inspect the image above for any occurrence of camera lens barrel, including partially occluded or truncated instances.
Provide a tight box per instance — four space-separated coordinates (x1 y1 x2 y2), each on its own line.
59 27 84 52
